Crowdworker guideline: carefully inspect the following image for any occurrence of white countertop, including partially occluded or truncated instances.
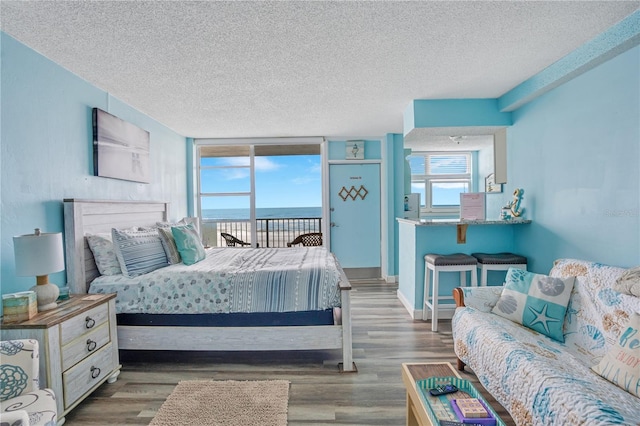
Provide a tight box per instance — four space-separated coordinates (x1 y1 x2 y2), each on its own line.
397 218 532 226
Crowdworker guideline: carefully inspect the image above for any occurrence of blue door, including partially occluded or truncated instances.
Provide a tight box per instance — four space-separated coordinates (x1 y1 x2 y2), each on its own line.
329 163 381 270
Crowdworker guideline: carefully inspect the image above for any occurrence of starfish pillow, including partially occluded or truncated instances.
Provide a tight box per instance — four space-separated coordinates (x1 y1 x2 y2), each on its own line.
491 268 575 342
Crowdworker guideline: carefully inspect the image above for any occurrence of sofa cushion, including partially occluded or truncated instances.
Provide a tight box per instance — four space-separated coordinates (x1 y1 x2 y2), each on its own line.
0 388 57 426
591 312 640 397
550 259 640 364
453 307 640 425
491 268 574 342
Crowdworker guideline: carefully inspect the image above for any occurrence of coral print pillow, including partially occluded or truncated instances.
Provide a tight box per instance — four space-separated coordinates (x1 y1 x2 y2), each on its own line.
592 312 640 397
491 268 575 342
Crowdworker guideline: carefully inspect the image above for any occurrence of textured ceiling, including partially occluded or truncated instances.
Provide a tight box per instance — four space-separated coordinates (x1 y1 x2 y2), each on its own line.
1 1 638 141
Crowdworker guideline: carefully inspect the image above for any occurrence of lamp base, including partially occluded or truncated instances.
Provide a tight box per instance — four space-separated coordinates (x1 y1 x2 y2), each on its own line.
30 282 59 311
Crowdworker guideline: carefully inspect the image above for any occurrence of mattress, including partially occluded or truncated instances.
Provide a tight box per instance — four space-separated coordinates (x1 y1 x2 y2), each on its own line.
89 246 343 315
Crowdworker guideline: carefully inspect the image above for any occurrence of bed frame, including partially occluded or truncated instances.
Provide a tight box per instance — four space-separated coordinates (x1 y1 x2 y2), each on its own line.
63 199 356 372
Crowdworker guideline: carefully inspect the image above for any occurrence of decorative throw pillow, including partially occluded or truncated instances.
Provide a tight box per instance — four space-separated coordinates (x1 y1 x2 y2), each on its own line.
613 266 640 297
491 268 575 342
591 312 640 397
86 233 122 276
157 217 201 236
111 228 168 277
157 227 182 264
171 224 206 266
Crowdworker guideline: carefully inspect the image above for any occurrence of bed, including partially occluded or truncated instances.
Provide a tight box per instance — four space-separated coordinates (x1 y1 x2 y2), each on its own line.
63 199 355 372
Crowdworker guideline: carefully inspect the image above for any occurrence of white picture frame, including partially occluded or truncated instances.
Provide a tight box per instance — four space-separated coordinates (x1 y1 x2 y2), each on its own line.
345 140 364 160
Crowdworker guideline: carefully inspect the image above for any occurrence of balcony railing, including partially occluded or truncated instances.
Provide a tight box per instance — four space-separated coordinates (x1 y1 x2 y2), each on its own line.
201 217 322 248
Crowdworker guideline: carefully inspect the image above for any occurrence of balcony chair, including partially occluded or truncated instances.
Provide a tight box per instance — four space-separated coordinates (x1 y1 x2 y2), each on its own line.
0 339 57 426
287 232 323 247
220 232 252 247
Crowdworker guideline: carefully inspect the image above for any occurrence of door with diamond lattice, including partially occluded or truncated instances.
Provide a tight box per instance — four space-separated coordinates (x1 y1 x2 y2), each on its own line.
329 163 381 276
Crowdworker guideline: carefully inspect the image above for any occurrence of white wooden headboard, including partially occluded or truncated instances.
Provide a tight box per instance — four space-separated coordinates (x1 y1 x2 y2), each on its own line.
63 199 170 294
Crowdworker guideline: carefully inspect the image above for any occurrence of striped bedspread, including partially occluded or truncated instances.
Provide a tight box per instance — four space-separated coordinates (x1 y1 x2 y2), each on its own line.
89 247 343 314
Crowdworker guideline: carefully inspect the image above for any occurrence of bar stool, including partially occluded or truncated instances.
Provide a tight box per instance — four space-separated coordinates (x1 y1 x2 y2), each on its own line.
471 252 527 286
423 253 478 331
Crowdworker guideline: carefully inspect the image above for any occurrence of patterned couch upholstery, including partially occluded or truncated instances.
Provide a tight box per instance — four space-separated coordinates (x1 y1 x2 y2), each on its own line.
0 339 57 426
452 259 640 425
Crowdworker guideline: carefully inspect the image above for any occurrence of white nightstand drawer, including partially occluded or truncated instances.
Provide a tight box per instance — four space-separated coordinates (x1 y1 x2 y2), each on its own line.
62 341 115 408
60 303 109 345
61 322 110 371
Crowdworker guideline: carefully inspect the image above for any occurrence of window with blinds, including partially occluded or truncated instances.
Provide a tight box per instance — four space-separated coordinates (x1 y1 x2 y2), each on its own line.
408 152 472 213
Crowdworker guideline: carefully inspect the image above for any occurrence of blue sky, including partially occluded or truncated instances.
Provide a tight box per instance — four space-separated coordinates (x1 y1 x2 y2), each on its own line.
201 155 321 209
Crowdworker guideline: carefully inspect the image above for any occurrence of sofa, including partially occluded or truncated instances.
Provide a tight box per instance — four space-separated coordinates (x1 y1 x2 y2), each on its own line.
0 339 57 426
452 259 640 426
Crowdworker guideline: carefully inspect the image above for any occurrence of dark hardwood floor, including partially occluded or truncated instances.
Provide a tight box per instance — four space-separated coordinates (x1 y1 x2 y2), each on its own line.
64 280 514 425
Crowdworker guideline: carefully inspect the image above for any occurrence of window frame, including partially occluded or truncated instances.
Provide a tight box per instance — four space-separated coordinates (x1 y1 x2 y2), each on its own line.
195 138 324 246
409 151 473 214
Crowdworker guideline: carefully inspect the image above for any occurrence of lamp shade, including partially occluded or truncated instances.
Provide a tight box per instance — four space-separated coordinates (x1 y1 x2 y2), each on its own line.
13 229 65 276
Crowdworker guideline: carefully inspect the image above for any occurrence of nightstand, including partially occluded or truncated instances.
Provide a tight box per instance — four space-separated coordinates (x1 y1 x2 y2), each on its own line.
1 293 121 425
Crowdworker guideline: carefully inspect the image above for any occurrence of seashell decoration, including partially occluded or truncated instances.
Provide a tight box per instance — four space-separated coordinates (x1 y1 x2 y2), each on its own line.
497 294 518 314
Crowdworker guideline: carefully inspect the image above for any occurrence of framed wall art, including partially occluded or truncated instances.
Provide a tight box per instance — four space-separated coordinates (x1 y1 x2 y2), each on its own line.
345 140 364 160
93 108 151 183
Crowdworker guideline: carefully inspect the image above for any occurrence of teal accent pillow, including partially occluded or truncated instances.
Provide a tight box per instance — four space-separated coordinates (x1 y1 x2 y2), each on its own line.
491 268 575 342
171 224 206 266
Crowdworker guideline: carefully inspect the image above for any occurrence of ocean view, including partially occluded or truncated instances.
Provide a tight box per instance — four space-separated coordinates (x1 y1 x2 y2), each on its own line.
203 207 322 220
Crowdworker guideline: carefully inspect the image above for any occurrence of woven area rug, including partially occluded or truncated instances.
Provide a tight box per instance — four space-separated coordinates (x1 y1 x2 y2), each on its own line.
149 380 290 426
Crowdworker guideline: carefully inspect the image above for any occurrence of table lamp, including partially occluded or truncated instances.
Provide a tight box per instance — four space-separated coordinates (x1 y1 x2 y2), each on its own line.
13 228 64 311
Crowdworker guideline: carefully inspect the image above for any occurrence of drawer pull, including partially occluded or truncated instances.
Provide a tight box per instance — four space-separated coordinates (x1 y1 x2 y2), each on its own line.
85 316 96 329
90 366 101 379
86 339 97 352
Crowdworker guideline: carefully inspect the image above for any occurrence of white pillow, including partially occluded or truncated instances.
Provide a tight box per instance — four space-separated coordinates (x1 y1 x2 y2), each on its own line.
613 266 640 297
86 233 122 276
591 312 640 397
111 228 168 277
157 217 201 236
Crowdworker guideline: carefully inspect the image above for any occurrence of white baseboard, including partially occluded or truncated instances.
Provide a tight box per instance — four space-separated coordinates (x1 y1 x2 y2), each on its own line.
396 289 455 321
383 275 397 284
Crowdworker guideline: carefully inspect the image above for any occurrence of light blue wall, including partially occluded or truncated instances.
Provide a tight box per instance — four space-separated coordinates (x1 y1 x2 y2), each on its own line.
509 45 640 272
405 98 512 137
384 133 405 277
0 33 188 298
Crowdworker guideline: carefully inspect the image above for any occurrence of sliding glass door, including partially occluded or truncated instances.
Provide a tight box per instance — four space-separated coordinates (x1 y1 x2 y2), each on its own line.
197 142 322 248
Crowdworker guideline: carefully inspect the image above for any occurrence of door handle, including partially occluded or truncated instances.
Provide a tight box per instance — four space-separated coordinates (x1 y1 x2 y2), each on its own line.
330 222 339 227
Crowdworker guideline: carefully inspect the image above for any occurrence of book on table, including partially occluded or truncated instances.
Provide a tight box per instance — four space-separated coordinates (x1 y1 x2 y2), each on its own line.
450 398 496 426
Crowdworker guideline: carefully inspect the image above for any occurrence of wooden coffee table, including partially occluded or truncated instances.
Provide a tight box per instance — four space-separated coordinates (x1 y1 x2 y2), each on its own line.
402 362 504 426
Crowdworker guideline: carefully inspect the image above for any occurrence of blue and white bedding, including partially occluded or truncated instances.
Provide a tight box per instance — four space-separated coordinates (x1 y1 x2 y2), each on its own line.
89 247 343 315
